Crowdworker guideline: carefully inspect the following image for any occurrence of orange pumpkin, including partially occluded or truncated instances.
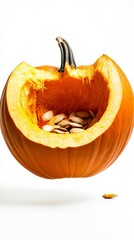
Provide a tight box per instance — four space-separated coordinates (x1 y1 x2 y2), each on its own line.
0 37 133 179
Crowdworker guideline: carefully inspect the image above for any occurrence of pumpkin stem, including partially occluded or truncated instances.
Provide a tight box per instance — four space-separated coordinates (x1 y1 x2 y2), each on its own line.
56 37 76 72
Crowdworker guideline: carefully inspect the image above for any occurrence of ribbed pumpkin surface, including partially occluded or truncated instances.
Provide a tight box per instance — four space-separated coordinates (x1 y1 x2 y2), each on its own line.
0 39 133 179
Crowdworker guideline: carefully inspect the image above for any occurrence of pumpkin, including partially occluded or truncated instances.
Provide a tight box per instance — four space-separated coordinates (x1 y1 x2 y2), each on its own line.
0 37 133 179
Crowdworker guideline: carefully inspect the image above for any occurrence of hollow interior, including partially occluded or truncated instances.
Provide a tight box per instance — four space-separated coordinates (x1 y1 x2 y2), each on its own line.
20 71 109 127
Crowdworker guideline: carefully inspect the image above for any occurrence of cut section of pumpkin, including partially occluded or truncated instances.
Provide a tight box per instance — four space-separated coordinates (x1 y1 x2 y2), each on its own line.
0 37 133 179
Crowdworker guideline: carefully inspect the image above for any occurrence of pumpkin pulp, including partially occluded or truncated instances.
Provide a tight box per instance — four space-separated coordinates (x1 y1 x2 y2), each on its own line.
6 38 124 148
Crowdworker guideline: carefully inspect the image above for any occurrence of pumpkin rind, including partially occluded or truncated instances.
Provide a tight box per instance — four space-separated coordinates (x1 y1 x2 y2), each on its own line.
0 39 133 179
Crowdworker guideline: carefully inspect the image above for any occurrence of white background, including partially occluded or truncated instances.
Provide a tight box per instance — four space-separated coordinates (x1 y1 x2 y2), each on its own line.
0 0 134 239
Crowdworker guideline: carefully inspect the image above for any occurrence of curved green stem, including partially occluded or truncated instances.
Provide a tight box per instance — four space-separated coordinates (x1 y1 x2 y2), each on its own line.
56 37 76 72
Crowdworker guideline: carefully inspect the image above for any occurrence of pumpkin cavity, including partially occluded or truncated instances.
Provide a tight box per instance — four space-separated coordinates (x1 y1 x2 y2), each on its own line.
20 71 109 132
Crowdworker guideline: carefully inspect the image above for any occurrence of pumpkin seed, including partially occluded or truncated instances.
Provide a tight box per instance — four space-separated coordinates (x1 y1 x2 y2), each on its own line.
58 119 71 126
54 125 68 132
69 112 76 118
82 119 88 125
102 193 118 199
53 129 67 134
76 111 90 118
64 124 71 129
83 124 88 130
53 113 67 124
42 124 54 132
69 121 83 128
89 117 98 127
41 109 97 134
89 110 95 118
69 115 85 125
70 128 84 133
42 110 54 121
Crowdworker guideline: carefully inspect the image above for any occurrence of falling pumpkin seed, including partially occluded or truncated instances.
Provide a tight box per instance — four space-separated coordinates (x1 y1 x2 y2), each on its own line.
102 193 118 199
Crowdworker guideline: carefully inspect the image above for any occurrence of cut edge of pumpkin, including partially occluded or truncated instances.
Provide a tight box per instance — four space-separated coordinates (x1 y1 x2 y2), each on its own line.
6 55 123 149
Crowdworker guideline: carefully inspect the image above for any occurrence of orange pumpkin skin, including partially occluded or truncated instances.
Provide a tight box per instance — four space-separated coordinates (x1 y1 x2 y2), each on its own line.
0 39 134 179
